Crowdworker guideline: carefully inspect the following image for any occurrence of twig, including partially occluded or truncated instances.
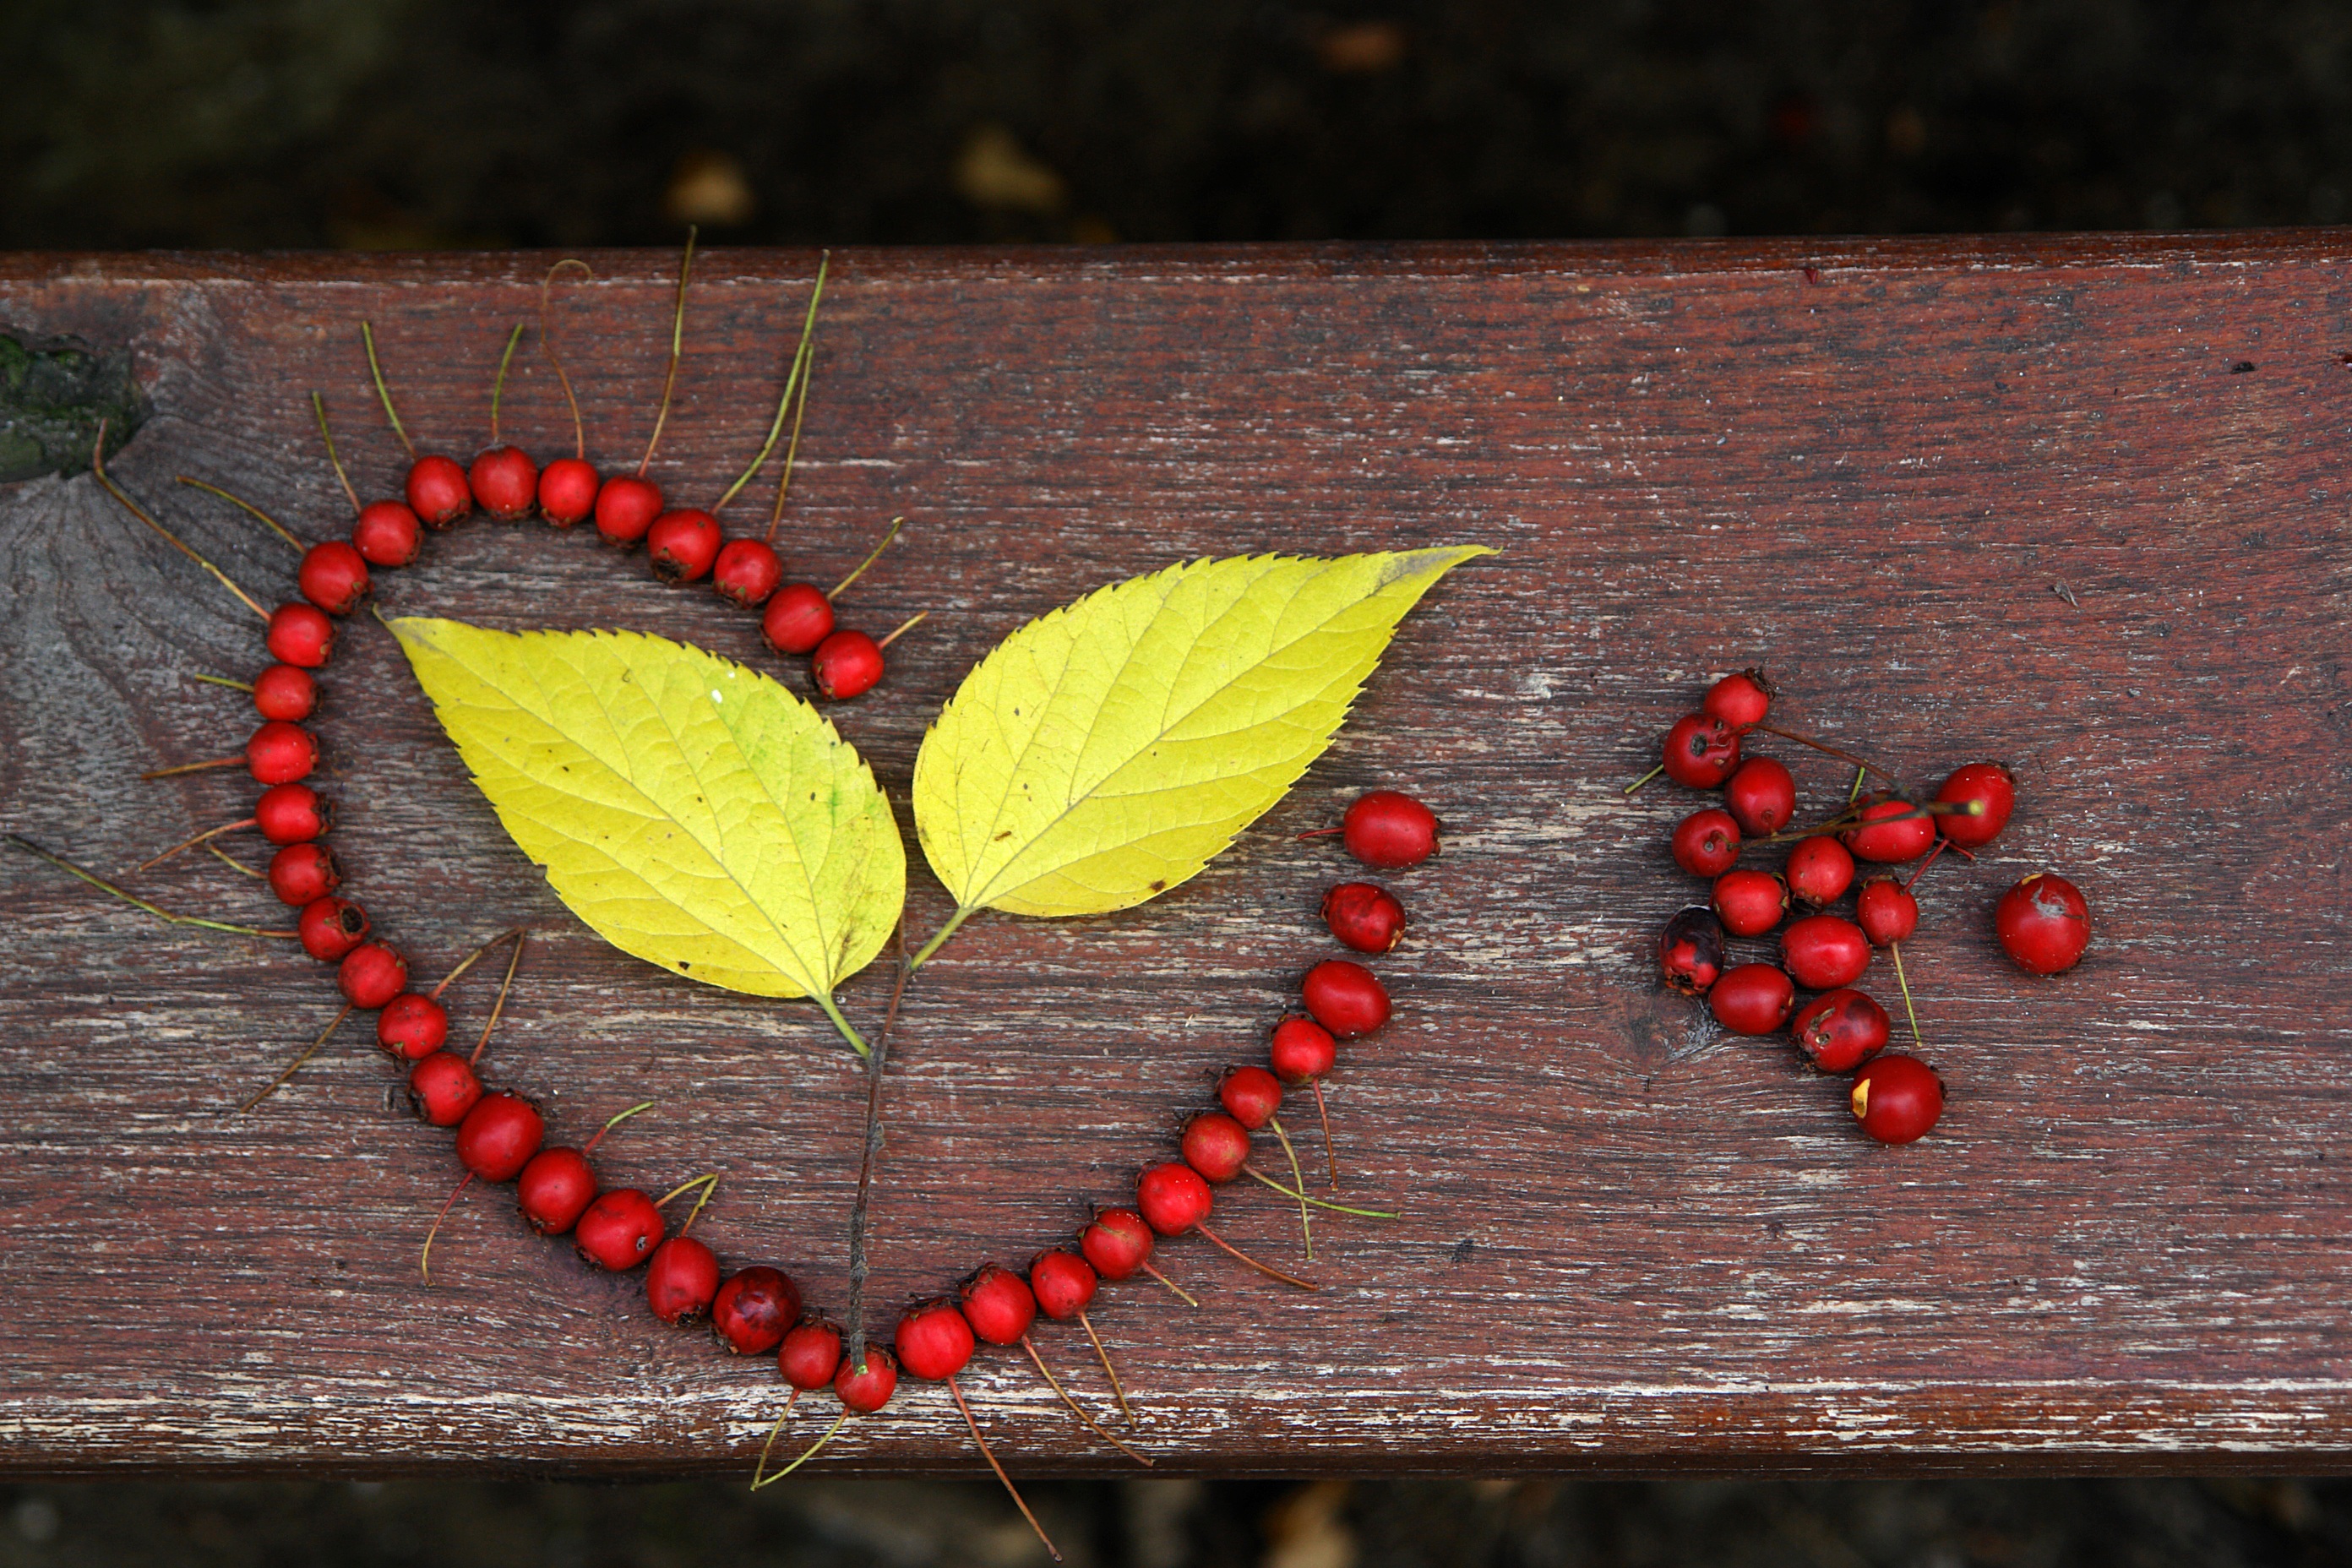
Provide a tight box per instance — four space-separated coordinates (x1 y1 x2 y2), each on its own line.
844 920 914 1375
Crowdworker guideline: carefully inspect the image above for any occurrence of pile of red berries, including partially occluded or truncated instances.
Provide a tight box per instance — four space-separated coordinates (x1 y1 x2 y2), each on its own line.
1648 670 2092 1144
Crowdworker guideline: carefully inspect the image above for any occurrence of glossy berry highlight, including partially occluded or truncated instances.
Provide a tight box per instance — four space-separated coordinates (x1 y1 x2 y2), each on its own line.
1708 962 1795 1035
895 1299 977 1381
1782 914 1871 990
1301 959 1389 1036
1995 873 2090 974
455 1092 544 1182
959 1264 1038 1346
1340 790 1439 868
516 1146 597 1234
1137 1161 1214 1236
256 783 331 845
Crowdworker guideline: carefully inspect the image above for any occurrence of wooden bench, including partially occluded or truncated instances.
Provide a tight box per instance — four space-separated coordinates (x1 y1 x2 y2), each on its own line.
3 237 2346 1477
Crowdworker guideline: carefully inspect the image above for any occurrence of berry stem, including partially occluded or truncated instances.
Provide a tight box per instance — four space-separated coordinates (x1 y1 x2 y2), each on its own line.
1138 1261 1199 1307
583 1100 655 1153
238 1005 351 1113
139 757 247 780
826 516 905 600
175 476 304 552
764 259 829 536
205 841 265 879
1622 764 1664 797
1848 765 1868 805
1075 1310 1130 1418
466 930 527 1066
1195 1222 1320 1291
421 1170 475 1282
427 926 526 1001
1741 724 1899 783
133 816 257 872
656 1173 721 1233
751 1402 843 1490
945 1376 1062 1563
8 834 296 939
540 260 593 461
713 251 828 515
311 393 363 514
91 426 270 620
1242 1167 1398 1218
1901 840 1950 892
1310 1079 1340 1191
361 323 416 460
489 321 525 447
1266 1114 1313 1260
191 672 254 694
637 226 697 478
843 921 912 1374
874 609 928 651
1020 1336 1153 1466
1890 941 1925 1048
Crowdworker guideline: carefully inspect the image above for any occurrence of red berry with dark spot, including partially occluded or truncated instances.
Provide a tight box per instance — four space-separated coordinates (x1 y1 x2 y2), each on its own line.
1662 712 1741 787
266 603 335 669
779 1318 844 1390
1782 914 1871 990
1784 836 1855 908
406 455 473 527
516 1146 597 1234
246 720 318 786
1137 1161 1213 1236
1080 1209 1155 1280
1791 988 1892 1073
297 541 370 616
256 783 331 845
266 841 340 906
895 1299 976 1381
646 509 722 582
959 1263 1037 1346
761 582 835 654
537 458 600 528
252 663 318 722
1181 1111 1251 1183
711 1266 802 1355
713 539 783 607
1658 906 1726 996
1995 873 2091 974
406 1050 482 1126
1217 1065 1282 1130
1936 762 2017 850
645 1236 721 1325
1843 794 1936 863
1671 808 1741 877
594 475 662 544
574 1189 664 1270
812 629 885 699
468 446 538 520
1852 1054 1944 1142
351 499 422 566
1708 962 1795 1034
455 1092 543 1181
1854 878 1918 946
297 896 369 961
1027 1250 1098 1320
336 940 407 1009
1702 668 1774 729
1340 790 1440 868
1320 881 1405 953
1712 868 1788 938
835 1345 898 1413
1723 756 1795 836
1268 1016 1337 1081
1302 959 1389 1036
376 992 448 1059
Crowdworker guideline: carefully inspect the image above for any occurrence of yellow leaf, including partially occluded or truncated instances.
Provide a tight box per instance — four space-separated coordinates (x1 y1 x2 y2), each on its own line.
389 618 904 1015
911 547 1489 923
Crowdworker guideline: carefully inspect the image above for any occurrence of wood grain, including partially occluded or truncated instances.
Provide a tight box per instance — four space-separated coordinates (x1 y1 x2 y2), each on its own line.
0 237 2347 1477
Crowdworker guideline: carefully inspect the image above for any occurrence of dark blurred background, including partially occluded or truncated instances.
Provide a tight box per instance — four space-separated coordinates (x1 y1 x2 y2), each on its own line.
9 1 2352 1563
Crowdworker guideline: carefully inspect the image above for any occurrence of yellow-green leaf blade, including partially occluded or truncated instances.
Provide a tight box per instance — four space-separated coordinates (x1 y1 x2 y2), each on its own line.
390 618 904 1000
912 547 1489 918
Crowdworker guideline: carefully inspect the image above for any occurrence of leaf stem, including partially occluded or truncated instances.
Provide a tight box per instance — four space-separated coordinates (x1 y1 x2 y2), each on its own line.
813 990 869 1058
907 906 974 972
843 923 913 1375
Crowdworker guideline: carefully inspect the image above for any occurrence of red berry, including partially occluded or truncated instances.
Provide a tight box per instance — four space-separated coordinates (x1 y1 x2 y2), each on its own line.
297 896 369 961
1712 868 1788 938
455 1092 543 1181
1268 1015 1337 1081
265 602 335 668
959 1263 1037 1346
645 1236 721 1325
406 1050 482 1126
516 1146 597 1234
1080 1209 1155 1279
1935 762 2016 850
1708 962 1795 1034
375 992 448 1059
1320 881 1405 953
811 629 885 700
1137 1161 1213 1236
536 457 600 527
1723 756 1795 836
1658 906 1726 996
645 509 723 583
266 841 340 906
1783 836 1855 908
1781 914 1871 990
1671 808 1741 877
406 455 473 527
779 1318 844 1390
835 1346 898 1413
711 1266 802 1355
297 541 371 616
1027 1250 1098 1320
1662 712 1741 787
1702 668 1774 729
468 445 538 520
1791 988 1892 1073
1181 1111 1251 1184
336 940 407 1009
594 474 662 544
1843 794 1936 863
895 1299 976 1381
761 582 835 654
1301 959 1389 1036
1851 1054 1944 1143
256 782 332 845
575 1188 664 1270
1854 877 1918 946
1340 790 1439 868
252 664 318 722
351 499 422 566
1217 1064 1282 1130
1995 873 2090 974
245 720 318 786
712 538 783 607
